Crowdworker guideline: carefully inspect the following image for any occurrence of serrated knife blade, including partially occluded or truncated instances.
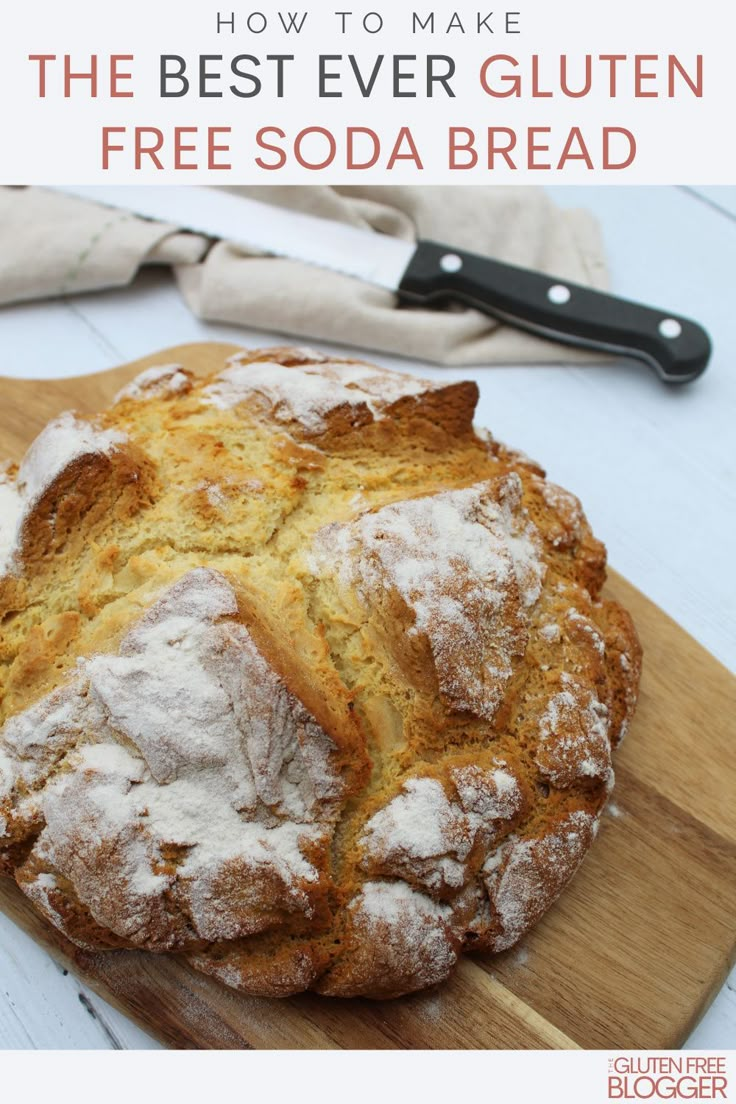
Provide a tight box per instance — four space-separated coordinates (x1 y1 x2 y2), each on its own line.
49 185 415 291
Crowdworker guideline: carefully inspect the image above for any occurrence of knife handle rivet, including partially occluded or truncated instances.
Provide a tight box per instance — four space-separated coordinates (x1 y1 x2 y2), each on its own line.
547 284 571 305
659 318 682 339
439 252 463 273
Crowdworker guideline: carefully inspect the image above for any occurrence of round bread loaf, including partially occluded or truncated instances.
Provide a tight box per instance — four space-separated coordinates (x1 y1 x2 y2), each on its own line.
0 346 641 999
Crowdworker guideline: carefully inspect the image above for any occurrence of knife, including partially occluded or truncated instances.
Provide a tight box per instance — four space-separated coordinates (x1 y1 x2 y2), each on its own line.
48 185 711 384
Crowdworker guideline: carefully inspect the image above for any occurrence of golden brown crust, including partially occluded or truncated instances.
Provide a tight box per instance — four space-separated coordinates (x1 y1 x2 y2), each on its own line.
0 346 641 999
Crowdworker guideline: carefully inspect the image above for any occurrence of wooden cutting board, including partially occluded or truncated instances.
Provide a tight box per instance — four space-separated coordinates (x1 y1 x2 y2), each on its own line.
0 343 734 1051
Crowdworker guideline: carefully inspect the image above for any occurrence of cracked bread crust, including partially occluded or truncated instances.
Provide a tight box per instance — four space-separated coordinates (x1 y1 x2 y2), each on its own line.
0 346 641 999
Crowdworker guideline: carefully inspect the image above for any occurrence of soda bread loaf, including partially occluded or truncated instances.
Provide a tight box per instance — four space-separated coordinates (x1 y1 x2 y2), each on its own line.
0 347 641 999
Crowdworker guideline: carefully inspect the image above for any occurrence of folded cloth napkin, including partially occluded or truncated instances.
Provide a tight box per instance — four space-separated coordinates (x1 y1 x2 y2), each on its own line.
0 185 608 366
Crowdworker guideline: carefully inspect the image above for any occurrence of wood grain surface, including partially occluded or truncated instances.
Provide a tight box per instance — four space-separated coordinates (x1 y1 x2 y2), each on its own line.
0 343 734 1050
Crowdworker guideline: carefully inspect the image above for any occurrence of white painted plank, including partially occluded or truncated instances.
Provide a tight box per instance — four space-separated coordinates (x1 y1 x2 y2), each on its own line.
684 965 736 1050
685 186 736 219
0 297 123 378
0 269 295 381
0 911 159 1049
73 987 163 1050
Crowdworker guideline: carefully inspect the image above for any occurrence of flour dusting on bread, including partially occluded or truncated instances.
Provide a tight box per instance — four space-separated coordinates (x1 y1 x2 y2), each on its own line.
115 364 192 403
310 475 544 719
0 412 127 575
203 353 438 436
4 568 344 948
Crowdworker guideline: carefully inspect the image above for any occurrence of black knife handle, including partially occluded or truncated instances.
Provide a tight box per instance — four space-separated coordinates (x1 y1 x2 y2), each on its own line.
397 240 711 383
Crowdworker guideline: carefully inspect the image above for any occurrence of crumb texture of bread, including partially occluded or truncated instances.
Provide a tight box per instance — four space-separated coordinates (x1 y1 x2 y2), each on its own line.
0 346 642 999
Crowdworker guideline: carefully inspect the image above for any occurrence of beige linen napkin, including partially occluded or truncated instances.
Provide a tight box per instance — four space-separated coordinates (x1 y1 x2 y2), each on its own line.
0 185 608 366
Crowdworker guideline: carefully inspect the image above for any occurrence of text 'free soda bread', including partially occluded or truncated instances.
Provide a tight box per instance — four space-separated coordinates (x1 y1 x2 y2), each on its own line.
0 347 641 999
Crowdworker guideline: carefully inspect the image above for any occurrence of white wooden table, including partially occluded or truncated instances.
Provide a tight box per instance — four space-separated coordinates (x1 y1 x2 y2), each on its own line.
0 185 733 1050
